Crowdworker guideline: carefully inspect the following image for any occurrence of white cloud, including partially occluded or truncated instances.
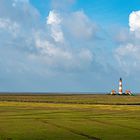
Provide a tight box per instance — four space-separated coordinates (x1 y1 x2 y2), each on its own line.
33 37 93 71
129 10 140 32
47 10 64 43
47 10 61 25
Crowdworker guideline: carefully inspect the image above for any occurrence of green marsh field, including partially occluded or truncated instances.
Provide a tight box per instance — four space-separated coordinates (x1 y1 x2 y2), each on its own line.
0 94 140 140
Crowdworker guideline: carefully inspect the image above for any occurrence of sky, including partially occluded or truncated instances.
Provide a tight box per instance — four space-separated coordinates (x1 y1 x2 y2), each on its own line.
0 0 140 93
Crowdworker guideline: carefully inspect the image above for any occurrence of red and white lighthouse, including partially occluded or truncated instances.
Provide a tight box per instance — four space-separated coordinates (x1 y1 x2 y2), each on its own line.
119 78 123 94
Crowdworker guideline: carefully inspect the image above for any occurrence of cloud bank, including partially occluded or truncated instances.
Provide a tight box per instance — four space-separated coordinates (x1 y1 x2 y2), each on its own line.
1 0 140 92
0 0 103 92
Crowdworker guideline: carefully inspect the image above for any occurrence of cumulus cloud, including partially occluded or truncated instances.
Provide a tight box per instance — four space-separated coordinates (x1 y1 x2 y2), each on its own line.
129 10 140 32
47 10 64 43
43 10 95 71
33 31 93 71
114 10 140 74
47 10 61 25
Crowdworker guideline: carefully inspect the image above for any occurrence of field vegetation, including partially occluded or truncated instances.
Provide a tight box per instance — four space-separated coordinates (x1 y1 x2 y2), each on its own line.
0 94 140 140
0 94 140 105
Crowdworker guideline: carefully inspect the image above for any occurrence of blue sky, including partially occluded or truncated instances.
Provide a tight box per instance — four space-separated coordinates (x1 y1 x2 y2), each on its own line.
0 0 140 92
30 0 140 26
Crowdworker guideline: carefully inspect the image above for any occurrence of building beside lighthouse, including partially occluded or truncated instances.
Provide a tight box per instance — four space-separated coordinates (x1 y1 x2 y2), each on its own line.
111 78 132 95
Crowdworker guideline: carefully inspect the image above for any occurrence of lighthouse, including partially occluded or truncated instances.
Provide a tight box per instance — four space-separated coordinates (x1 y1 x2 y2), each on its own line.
110 78 132 95
119 78 123 95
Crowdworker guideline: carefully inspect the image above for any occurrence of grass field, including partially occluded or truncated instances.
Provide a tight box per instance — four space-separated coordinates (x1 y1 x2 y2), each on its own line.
0 94 140 140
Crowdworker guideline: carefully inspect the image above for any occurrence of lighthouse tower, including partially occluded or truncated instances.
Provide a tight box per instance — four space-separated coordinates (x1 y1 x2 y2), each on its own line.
119 78 123 95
